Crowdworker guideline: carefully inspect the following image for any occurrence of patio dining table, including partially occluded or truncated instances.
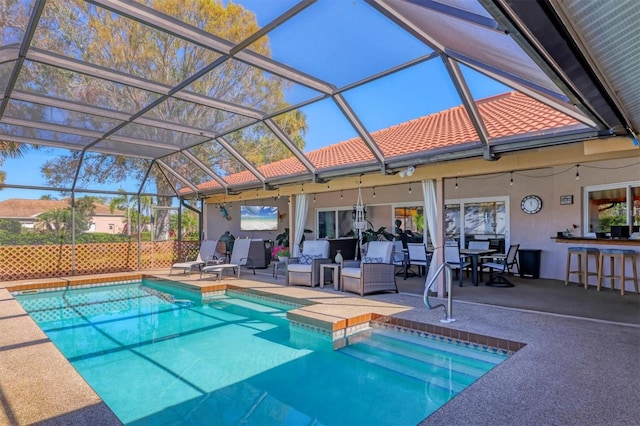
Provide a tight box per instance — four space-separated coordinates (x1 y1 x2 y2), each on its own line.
460 248 496 286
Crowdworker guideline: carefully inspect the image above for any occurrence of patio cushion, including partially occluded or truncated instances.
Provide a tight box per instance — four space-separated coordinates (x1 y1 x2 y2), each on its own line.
302 240 330 258
341 266 361 279
364 241 393 263
288 263 312 273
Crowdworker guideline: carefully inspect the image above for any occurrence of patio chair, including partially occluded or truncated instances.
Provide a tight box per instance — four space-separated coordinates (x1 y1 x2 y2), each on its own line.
465 240 490 277
170 239 218 276
482 244 520 287
406 243 430 277
286 240 331 287
200 238 253 279
392 240 407 278
341 241 398 296
444 241 471 287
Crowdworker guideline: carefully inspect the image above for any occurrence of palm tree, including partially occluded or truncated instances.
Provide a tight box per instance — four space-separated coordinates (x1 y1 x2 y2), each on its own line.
0 141 27 184
109 190 133 235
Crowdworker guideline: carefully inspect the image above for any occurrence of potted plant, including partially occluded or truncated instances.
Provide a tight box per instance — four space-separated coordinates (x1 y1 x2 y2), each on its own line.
274 227 313 250
361 224 394 244
358 222 394 258
272 245 290 261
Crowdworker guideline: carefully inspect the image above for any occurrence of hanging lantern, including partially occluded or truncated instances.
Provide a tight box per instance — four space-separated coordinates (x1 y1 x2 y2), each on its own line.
354 187 366 230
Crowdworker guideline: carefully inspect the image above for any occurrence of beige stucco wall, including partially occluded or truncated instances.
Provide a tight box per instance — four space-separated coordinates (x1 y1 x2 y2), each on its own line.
203 142 640 286
90 215 125 234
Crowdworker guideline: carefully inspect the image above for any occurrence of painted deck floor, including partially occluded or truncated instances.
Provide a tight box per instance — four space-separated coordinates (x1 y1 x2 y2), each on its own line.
1 267 638 425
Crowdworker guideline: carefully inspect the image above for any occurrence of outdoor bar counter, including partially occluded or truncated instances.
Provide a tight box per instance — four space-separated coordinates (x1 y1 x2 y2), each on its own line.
553 237 640 246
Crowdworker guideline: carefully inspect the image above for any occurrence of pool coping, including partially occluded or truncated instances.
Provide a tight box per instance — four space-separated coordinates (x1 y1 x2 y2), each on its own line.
5 272 526 353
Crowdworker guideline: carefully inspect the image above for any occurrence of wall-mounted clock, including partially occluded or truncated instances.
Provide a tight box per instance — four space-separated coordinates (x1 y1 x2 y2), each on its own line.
521 195 542 214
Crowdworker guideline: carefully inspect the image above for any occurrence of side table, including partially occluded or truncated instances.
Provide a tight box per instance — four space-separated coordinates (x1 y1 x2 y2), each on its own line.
320 263 341 290
272 259 287 279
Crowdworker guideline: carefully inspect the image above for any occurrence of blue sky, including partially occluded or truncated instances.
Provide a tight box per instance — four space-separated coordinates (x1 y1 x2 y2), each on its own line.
0 0 509 201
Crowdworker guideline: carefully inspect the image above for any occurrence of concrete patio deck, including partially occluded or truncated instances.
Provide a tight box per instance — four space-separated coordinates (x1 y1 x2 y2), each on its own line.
1 267 638 425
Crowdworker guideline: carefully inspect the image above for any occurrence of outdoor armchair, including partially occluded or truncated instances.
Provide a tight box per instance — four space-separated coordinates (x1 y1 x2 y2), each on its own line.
341 241 398 296
286 240 331 287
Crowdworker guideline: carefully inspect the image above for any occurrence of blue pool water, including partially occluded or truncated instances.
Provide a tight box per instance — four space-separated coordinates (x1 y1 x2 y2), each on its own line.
15 280 508 425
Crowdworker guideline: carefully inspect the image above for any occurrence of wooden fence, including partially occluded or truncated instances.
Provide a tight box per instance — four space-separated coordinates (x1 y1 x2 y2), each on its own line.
0 240 200 281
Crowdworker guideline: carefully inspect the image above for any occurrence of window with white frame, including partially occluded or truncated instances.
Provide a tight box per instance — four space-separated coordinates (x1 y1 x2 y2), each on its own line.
444 196 509 249
583 181 640 235
317 208 355 239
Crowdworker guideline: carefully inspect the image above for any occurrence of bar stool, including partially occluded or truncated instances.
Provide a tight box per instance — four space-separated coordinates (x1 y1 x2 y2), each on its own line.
565 247 600 289
597 249 639 295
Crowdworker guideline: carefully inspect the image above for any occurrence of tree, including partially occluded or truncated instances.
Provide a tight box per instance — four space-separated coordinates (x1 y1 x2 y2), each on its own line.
0 141 27 184
109 190 133 235
0 219 22 234
169 209 199 240
23 0 307 240
36 196 96 241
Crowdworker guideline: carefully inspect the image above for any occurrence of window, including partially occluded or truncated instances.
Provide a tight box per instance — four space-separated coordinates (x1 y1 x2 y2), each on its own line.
584 181 640 235
445 197 509 248
393 205 425 242
317 208 354 238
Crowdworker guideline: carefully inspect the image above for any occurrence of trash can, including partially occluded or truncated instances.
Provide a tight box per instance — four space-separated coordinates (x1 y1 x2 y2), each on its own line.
518 249 541 278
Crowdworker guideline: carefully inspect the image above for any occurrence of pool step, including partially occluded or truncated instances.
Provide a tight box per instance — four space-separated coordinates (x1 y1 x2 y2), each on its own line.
213 297 289 325
339 343 471 394
370 329 506 368
339 330 506 394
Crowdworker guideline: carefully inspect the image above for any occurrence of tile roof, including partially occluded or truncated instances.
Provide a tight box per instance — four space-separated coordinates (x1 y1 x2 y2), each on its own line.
196 91 580 191
0 199 123 220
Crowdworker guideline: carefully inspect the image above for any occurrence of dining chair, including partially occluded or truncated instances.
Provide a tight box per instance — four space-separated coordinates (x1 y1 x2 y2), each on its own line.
482 244 520 287
407 243 430 277
444 242 471 286
392 240 407 278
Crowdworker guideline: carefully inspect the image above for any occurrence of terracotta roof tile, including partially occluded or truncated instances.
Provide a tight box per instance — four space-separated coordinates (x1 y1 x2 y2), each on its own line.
196 91 580 191
0 198 123 219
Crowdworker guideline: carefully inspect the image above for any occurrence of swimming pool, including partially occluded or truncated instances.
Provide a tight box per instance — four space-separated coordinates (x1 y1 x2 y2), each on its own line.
14 280 510 425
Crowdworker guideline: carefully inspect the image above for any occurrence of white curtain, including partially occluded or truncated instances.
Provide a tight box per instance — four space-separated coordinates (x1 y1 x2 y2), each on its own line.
293 194 309 257
423 180 439 285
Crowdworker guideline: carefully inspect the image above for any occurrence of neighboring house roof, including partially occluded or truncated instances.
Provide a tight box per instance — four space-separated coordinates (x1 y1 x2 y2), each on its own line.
196 91 581 191
0 199 124 221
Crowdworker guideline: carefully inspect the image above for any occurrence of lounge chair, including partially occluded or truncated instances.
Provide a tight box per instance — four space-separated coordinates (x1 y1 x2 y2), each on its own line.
200 238 253 279
286 240 331 287
170 240 219 276
341 241 398 296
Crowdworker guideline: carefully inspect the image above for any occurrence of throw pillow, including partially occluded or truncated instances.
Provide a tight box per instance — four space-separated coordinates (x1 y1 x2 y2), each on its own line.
298 254 315 265
363 256 384 263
